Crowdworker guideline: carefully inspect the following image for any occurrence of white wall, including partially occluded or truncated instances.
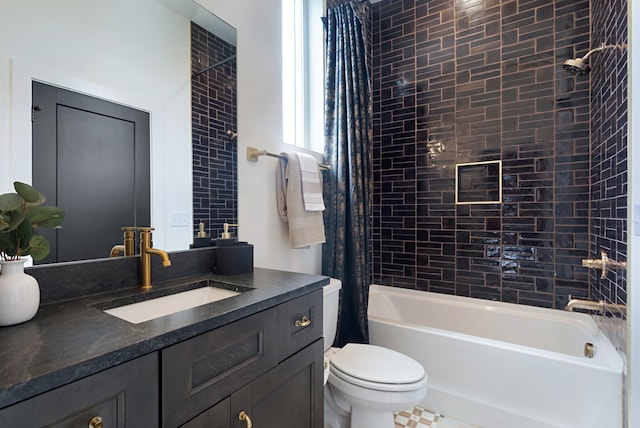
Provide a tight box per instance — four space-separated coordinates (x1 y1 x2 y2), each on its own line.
198 0 323 274
0 0 322 274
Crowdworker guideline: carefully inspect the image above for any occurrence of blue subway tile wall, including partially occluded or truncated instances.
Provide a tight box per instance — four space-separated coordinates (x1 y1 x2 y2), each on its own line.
591 0 628 353
325 1 627 318
370 0 593 309
191 23 237 240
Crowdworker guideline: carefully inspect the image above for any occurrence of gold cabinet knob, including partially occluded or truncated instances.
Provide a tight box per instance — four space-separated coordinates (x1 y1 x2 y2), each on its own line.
295 316 311 328
88 416 103 428
239 410 253 428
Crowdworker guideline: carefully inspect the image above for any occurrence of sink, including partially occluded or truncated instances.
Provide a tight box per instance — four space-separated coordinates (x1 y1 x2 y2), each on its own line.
103 286 241 324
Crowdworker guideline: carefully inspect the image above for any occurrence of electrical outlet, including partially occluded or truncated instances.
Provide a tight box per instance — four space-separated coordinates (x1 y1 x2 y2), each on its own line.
170 212 189 227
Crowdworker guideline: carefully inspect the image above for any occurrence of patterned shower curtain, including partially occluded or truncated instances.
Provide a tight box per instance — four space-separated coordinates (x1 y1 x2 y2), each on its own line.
322 1 372 346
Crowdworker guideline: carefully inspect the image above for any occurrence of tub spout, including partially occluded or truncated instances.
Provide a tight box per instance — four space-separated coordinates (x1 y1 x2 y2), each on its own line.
565 297 605 313
565 295 626 316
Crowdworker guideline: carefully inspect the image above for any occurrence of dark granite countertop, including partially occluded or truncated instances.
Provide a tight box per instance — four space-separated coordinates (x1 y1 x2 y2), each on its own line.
0 263 328 409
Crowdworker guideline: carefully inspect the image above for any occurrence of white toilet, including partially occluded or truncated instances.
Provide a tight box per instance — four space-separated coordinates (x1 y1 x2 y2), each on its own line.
323 278 427 428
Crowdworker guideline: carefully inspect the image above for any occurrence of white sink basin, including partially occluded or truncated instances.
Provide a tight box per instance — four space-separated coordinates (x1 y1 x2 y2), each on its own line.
104 286 240 324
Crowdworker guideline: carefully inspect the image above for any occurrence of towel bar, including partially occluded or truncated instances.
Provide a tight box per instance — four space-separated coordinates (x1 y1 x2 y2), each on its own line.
246 147 330 170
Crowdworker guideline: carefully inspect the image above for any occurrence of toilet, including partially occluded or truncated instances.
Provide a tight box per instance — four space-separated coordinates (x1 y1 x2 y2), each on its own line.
323 278 427 428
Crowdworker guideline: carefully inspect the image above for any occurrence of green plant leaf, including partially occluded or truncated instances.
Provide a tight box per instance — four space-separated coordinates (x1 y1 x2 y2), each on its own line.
14 182 45 205
0 193 24 212
26 206 65 228
28 235 49 260
0 210 26 232
16 218 34 245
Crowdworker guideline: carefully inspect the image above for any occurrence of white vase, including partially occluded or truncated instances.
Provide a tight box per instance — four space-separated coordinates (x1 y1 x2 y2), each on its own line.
0 259 40 326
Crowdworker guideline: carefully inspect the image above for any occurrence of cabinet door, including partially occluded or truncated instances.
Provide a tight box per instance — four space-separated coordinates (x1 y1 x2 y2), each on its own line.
0 353 158 427
162 308 278 428
180 398 230 428
230 339 323 428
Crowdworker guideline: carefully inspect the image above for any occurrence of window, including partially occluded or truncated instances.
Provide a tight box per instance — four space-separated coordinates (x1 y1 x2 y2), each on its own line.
282 0 325 153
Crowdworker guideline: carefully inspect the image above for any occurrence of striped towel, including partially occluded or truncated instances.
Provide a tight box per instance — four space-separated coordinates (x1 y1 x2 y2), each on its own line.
295 152 325 211
276 153 326 248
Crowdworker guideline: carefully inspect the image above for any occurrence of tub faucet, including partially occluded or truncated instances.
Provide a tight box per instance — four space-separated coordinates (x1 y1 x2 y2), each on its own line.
565 295 626 316
582 251 626 279
139 227 171 289
109 227 137 257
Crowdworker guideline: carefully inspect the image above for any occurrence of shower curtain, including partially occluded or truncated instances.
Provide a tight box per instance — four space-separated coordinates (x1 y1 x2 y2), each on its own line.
322 1 372 346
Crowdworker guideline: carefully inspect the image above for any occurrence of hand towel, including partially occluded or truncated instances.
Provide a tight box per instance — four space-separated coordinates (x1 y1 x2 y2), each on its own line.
295 152 326 211
276 153 326 248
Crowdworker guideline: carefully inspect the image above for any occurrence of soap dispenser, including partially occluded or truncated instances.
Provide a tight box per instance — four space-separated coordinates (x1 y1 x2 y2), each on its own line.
214 223 254 275
217 223 239 247
192 222 214 248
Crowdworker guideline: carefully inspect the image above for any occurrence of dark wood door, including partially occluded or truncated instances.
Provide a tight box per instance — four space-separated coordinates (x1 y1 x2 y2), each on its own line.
32 82 150 263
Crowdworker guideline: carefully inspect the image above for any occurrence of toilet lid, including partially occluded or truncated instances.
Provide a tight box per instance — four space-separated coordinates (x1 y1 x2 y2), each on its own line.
330 343 425 385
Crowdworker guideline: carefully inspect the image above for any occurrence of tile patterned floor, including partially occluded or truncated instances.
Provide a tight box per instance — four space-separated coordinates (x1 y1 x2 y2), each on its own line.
394 406 479 428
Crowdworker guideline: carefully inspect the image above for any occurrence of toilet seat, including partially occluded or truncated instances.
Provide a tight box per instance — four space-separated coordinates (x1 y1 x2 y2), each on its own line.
328 343 427 392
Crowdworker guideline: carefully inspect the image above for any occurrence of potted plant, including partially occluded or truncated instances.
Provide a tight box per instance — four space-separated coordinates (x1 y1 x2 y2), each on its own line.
0 182 65 325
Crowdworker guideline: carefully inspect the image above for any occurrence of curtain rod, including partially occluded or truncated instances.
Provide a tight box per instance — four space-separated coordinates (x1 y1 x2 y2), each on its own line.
246 147 330 170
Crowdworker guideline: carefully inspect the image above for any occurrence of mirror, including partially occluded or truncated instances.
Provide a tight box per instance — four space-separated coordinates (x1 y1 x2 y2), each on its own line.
0 0 237 264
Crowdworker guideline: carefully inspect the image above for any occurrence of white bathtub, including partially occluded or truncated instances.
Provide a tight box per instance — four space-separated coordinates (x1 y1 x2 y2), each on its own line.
368 285 623 428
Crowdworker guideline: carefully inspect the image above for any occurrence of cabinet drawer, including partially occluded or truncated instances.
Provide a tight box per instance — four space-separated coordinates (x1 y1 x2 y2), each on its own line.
0 353 158 428
162 308 278 428
277 289 322 361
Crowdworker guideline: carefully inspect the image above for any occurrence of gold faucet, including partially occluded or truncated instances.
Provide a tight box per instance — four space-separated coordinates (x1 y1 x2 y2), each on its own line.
138 227 171 289
110 227 137 257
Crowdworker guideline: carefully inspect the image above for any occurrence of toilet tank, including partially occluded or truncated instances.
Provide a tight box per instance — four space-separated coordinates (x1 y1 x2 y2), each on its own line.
323 278 342 351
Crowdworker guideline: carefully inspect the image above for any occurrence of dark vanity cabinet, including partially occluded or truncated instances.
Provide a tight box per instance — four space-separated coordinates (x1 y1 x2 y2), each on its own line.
0 288 323 428
166 289 323 428
0 353 159 427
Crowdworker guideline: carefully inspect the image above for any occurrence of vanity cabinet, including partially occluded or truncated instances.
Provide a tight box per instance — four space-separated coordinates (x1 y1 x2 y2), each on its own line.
0 287 323 428
166 289 323 428
0 352 158 427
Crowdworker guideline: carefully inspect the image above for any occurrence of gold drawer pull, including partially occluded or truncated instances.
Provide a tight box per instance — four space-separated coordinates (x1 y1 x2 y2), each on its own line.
295 316 311 328
88 416 103 428
239 410 253 428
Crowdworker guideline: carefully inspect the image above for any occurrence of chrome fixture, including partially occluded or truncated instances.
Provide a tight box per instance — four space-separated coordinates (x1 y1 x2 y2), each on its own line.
563 43 627 75
109 227 137 257
565 295 627 317
138 227 171 289
582 250 627 279
246 146 331 170
227 129 238 140
427 140 445 160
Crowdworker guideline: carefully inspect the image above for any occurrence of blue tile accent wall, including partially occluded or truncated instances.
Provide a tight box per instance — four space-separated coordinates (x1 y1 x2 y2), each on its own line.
369 0 593 309
591 1 628 352
191 23 238 240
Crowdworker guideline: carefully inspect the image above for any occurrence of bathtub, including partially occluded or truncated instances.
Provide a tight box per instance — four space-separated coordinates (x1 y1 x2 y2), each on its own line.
368 285 623 428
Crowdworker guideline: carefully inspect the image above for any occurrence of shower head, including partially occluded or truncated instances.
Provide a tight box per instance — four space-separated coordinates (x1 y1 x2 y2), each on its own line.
563 57 590 75
563 43 626 75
